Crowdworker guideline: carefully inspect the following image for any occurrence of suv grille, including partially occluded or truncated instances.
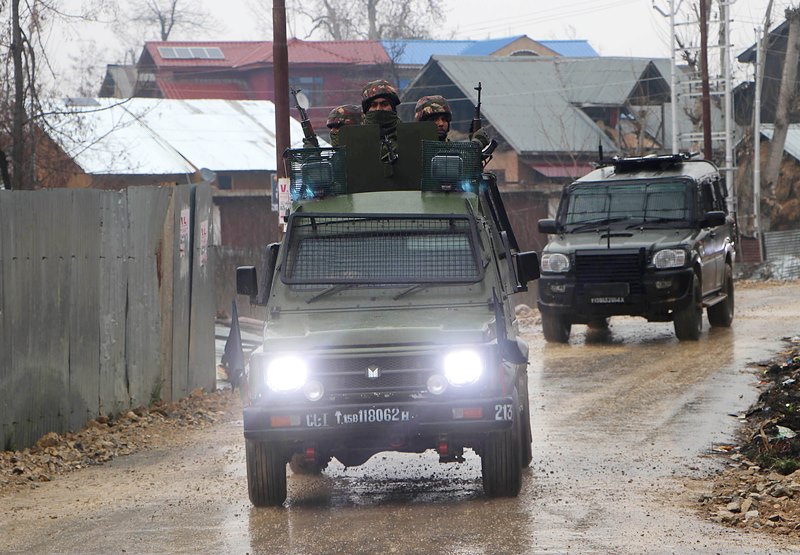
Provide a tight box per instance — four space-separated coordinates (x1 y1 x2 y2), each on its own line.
313 354 437 397
574 249 645 295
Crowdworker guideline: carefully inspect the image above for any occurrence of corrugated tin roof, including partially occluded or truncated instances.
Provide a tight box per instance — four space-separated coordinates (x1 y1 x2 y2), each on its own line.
554 57 654 105
461 36 525 56
761 124 800 162
157 78 253 100
538 40 598 57
144 39 390 69
382 39 482 65
47 98 313 175
430 56 618 155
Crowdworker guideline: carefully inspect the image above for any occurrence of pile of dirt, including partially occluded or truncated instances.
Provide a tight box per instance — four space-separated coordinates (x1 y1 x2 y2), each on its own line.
0 389 242 497
699 338 800 536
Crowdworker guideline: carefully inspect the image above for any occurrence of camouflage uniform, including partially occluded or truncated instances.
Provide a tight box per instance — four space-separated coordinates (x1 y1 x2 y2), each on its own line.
361 80 402 164
326 104 362 147
414 95 452 141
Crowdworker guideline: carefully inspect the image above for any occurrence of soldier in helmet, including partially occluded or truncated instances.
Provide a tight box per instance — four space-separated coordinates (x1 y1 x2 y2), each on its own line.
414 95 452 141
360 79 402 164
326 104 362 147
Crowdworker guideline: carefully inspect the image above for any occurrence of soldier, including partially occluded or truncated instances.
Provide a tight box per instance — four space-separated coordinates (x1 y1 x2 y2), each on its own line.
414 94 491 149
326 104 362 147
360 79 402 164
414 95 452 141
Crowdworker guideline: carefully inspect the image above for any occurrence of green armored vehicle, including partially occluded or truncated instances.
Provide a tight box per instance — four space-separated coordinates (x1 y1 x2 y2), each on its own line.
537 154 736 342
236 122 539 506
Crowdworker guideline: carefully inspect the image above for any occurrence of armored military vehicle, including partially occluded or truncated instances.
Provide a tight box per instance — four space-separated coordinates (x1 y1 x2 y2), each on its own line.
537 153 736 343
236 121 540 506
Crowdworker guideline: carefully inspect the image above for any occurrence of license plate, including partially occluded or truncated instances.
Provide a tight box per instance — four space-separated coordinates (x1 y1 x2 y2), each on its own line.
590 296 625 304
333 407 411 425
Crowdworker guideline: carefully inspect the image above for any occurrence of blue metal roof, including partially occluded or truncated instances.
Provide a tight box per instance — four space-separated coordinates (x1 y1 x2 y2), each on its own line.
460 36 524 56
538 40 598 57
381 39 479 65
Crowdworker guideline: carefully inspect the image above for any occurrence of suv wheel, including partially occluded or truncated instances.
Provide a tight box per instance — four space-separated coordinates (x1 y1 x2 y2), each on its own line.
518 373 533 468
708 263 734 327
542 312 571 343
673 274 703 341
481 388 522 497
246 439 288 507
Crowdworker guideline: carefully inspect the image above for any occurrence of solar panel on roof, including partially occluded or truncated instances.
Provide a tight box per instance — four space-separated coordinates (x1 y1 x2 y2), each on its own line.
157 45 225 60
158 46 178 59
190 47 208 58
206 47 224 59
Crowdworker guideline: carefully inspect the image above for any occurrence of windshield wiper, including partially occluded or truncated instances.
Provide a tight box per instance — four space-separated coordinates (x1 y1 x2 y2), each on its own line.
306 284 357 304
568 217 629 232
626 217 685 229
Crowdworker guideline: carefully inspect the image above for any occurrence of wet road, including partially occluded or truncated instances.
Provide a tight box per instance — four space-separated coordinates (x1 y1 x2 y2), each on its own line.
3 282 800 554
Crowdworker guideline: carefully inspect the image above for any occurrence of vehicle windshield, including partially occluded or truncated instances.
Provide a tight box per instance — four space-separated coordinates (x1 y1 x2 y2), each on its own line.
562 180 692 231
281 213 483 286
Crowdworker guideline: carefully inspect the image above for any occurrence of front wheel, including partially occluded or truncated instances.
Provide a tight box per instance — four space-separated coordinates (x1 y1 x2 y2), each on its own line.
246 439 288 507
674 274 703 341
542 312 571 343
481 389 522 497
708 263 734 327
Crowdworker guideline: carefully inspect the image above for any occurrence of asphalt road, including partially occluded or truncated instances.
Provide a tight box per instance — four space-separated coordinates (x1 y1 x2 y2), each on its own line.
3 281 800 554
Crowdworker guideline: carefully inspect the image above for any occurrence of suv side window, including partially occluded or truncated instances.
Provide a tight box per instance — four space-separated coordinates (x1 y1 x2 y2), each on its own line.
711 178 727 213
700 180 716 214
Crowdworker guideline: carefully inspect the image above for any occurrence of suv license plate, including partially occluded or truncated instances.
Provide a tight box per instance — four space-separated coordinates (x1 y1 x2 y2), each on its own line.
590 297 625 304
334 407 411 425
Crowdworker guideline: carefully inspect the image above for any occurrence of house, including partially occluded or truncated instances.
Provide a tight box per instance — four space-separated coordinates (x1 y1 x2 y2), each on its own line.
129 40 391 132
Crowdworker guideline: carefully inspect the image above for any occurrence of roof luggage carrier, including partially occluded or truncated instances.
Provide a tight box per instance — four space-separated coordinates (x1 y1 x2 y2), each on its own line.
595 152 700 172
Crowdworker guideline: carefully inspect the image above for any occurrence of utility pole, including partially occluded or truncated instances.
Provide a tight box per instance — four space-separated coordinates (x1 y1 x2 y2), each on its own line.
721 0 735 214
653 0 680 154
699 0 713 160
273 0 290 179
754 0 773 241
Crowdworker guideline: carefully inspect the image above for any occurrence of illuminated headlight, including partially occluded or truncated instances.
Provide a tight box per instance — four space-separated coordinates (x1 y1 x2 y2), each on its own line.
541 252 570 273
443 350 483 386
266 355 308 392
653 249 686 269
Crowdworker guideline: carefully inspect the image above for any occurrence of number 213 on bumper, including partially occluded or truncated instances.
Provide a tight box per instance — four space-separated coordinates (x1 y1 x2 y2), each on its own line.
494 404 513 420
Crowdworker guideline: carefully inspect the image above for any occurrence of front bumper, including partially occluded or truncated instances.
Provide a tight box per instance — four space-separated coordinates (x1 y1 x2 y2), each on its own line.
243 396 514 443
537 267 694 320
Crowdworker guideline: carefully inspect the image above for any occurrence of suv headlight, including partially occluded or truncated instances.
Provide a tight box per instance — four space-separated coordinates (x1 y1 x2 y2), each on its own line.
443 350 483 386
541 252 570 273
266 355 308 392
653 249 686 269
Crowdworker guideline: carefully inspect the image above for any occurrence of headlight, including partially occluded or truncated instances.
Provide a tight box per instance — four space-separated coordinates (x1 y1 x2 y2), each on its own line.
443 350 483 386
653 249 686 269
266 355 308 392
541 252 570 273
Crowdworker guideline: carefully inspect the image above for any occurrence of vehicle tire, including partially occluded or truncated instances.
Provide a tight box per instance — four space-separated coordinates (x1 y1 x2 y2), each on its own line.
708 263 734 327
542 312 571 343
673 274 703 341
481 389 522 497
289 453 328 475
519 374 533 468
246 439 287 507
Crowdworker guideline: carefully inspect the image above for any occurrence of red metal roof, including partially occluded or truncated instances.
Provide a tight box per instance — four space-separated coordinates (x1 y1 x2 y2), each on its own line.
144 39 390 69
157 78 252 100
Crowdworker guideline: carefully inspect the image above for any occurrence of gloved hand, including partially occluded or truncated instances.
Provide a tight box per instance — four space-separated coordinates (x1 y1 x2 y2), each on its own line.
470 128 490 149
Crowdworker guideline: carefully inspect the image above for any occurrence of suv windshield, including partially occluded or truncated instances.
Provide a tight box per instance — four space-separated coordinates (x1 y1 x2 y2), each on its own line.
562 180 692 231
281 213 483 285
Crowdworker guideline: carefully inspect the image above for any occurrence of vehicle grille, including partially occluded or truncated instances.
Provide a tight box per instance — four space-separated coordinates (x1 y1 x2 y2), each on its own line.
574 249 645 295
313 354 435 397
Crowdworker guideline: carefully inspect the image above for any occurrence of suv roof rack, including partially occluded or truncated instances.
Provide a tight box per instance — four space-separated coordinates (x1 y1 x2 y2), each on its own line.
596 152 699 173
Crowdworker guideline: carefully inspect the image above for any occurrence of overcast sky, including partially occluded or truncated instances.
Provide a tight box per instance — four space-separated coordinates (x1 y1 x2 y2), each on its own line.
46 0 786 93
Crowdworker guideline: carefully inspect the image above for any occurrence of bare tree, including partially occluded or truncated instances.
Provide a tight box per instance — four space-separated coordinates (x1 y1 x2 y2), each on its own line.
298 0 443 40
130 0 213 41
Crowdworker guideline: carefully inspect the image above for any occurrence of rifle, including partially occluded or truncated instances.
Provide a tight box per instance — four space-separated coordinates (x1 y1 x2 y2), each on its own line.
470 82 483 134
291 88 319 147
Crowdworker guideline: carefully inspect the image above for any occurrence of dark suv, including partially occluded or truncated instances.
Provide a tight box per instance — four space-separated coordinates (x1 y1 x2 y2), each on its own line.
537 154 736 342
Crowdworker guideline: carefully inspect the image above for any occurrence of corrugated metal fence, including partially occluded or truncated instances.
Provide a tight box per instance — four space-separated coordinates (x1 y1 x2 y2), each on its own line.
763 229 800 280
0 184 215 450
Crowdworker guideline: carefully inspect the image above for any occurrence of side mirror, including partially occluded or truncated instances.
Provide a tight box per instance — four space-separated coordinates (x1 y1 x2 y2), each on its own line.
514 251 540 290
538 219 559 234
237 266 258 298
703 211 726 228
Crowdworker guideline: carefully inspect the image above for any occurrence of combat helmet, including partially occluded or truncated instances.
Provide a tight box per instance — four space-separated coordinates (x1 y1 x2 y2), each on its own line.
414 95 452 122
361 79 400 113
326 104 363 129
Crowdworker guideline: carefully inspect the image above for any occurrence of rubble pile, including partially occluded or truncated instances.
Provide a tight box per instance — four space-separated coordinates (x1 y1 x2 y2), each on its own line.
0 389 241 496
702 341 800 536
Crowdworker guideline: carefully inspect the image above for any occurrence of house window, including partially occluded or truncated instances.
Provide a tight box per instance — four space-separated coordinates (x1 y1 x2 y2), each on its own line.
289 76 324 107
217 175 233 190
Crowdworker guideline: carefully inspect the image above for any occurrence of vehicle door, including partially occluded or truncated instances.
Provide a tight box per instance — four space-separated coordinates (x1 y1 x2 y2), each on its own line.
698 179 724 292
